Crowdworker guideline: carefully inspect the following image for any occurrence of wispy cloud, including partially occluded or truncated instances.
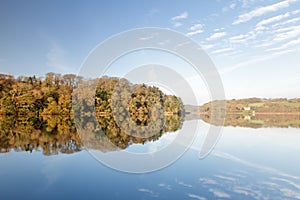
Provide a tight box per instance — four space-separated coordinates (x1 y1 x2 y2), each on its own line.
200 44 215 50
198 178 217 185
207 32 227 41
273 17 300 27
229 34 250 44
256 10 300 30
173 22 183 27
220 50 293 74
211 47 234 54
209 188 231 198
267 37 300 51
171 12 188 20
175 179 193 188
238 0 257 8
190 23 204 30
187 193 207 200
273 24 300 41
138 188 159 197
256 12 291 28
271 177 300 190
230 3 237 9
138 36 154 41
233 0 299 25
186 23 205 36
171 12 188 27
213 151 300 180
158 183 172 190
214 175 237 182
186 29 204 36
222 3 236 12
46 42 73 73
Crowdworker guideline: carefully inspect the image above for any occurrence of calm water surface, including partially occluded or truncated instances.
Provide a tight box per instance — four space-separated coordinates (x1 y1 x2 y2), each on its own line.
1 120 300 200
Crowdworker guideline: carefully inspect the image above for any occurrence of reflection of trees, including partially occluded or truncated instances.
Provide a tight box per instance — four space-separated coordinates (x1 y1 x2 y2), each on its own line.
0 74 185 154
0 115 81 155
201 113 300 128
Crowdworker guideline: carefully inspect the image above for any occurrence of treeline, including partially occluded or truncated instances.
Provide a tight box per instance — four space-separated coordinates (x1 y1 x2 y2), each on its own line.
200 98 300 114
0 73 184 118
0 73 79 117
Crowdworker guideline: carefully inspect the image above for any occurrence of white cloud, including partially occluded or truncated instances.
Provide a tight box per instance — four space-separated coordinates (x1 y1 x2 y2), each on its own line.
175 41 192 49
233 0 299 25
209 188 231 198
175 179 193 188
254 41 275 48
158 183 172 190
256 9 300 29
230 3 237 9
267 37 300 51
190 23 204 30
238 0 257 8
138 36 153 41
198 178 217 185
213 151 300 180
273 25 300 41
214 27 225 32
201 44 215 50
222 50 244 57
222 3 236 12
211 47 234 54
270 177 300 190
214 174 237 182
220 49 295 74
138 188 159 197
273 17 300 27
229 34 250 43
273 24 300 33
232 188 252 196
186 29 204 36
187 193 207 200
274 48 295 55
171 12 188 20
256 12 291 28
173 22 183 27
207 32 227 40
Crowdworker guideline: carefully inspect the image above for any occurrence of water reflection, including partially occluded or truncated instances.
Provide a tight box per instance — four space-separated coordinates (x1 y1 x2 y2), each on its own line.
0 114 81 155
200 113 300 128
0 112 184 155
1 110 300 155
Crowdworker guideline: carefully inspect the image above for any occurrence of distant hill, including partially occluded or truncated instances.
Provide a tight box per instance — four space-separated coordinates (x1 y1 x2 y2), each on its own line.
198 98 300 128
200 98 300 114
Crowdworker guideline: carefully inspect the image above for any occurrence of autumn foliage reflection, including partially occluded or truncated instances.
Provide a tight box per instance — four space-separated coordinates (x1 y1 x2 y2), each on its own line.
0 73 184 154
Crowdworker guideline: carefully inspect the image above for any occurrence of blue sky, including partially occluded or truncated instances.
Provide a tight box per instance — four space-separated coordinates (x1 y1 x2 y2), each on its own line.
0 0 300 101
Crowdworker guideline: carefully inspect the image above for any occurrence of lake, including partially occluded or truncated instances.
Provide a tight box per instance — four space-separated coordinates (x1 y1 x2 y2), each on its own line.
1 115 300 200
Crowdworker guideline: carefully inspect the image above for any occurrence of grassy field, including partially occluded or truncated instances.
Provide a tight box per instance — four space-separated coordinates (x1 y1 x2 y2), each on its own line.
249 120 265 125
282 100 300 107
248 102 265 107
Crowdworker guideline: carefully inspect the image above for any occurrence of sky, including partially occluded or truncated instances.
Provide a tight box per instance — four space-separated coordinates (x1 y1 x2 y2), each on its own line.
0 0 300 103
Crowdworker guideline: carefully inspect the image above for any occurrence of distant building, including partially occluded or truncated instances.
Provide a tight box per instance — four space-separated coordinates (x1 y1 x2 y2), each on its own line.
244 107 251 111
244 116 251 120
